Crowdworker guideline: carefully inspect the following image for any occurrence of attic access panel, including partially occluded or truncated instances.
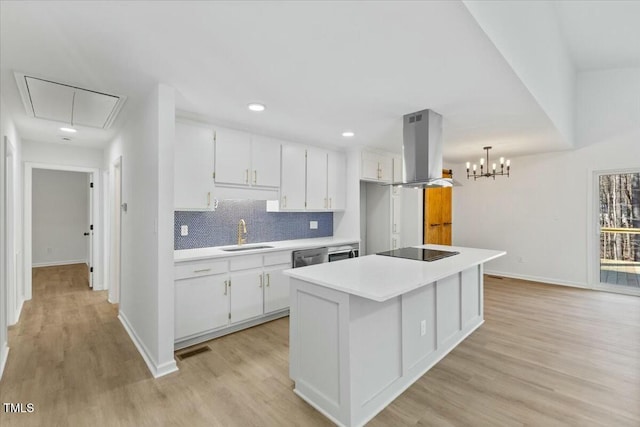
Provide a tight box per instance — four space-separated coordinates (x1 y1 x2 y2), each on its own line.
15 73 126 129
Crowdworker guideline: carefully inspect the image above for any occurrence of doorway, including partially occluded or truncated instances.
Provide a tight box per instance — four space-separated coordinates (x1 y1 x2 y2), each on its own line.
594 169 640 295
24 163 101 300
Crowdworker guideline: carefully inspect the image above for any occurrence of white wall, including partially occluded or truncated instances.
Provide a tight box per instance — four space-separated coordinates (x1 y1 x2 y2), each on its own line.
462 0 575 148
453 69 640 288
32 169 89 267
105 83 177 378
22 140 104 169
0 95 23 379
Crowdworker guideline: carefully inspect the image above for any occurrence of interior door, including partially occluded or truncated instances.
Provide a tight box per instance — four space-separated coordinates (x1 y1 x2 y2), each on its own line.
88 173 94 288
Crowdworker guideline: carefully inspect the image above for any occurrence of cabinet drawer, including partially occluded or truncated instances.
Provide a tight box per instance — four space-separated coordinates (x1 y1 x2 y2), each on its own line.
264 251 292 266
229 255 262 271
175 259 228 280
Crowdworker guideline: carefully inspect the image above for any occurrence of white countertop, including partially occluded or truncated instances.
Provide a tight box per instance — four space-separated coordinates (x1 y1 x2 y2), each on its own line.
283 244 505 302
174 236 360 262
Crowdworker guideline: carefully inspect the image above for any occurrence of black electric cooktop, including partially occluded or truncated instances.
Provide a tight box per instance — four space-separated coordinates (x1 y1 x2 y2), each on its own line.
377 247 459 262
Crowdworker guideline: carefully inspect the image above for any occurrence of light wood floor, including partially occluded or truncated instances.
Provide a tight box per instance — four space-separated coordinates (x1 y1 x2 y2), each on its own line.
1 264 639 426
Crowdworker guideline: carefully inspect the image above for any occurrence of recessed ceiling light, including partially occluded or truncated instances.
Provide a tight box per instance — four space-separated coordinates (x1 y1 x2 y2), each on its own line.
342 131 355 137
247 103 266 112
60 127 77 133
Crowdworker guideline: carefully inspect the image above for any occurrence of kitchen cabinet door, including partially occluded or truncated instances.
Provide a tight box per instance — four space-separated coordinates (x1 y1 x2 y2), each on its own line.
391 196 401 236
361 151 392 183
393 155 403 183
327 151 346 210
229 270 264 324
306 147 328 210
264 265 290 314
280 144 306 210
214 127 252 185
174 121 215 210
175 274 229 340
251 135 281 187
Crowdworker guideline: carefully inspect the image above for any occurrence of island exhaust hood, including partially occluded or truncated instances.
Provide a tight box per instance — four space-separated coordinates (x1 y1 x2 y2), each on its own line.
394 109 454 188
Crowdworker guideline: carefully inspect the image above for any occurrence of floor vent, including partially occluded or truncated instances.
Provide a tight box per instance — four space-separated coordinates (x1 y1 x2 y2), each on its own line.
487 275 504 280
176 346 211 360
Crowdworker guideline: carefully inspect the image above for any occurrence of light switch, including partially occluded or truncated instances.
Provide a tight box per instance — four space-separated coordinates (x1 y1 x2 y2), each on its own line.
181 225 189 236
420 320 426 336
309 221 318 230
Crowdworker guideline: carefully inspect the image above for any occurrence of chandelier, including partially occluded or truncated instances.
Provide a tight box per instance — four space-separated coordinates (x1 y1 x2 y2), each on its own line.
466 146 510 180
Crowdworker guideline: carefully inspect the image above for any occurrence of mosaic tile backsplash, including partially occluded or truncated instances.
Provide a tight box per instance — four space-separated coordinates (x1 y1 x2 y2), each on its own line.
174 200 333 250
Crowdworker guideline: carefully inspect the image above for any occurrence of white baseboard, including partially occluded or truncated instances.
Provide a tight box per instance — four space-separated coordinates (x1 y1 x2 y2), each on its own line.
118 312 178 379
0 342 8 381
32 259 87 268
484 270 588 290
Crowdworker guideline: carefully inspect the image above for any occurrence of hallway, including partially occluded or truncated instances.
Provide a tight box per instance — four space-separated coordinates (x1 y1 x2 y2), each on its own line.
0 264 151 425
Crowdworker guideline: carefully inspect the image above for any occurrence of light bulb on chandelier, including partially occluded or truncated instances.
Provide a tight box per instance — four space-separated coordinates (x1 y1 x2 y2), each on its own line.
466 146 510 180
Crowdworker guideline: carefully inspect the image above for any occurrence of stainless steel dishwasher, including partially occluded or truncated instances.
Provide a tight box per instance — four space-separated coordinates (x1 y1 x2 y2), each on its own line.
292 247 328 268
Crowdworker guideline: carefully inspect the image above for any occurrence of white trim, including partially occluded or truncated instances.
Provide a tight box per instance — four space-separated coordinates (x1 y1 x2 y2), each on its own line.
118 312 178 378
484 269 589 289
32 259 87 268
485 270 640 297
0 341 8 381
24 162 102 301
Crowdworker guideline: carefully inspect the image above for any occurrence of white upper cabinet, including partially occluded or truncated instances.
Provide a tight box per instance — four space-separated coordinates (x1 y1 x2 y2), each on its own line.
393 155 403 183
280 144 307 210
174 121 215 210
306 147 328 210
251 135 281 187
214 127 281 188
361 150 393 183
214 127 252 185
327 150 346 210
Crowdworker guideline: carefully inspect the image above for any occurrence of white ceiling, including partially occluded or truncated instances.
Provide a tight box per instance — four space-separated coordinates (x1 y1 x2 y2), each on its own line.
554 1 640 70
0 1 637 162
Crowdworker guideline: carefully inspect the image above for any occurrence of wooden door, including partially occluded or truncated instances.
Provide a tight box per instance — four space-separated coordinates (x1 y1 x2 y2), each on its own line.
424 188 442 244
424 169 452 245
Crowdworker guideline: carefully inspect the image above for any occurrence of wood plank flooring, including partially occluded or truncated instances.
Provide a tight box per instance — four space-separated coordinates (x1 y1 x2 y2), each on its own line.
1 265 639 426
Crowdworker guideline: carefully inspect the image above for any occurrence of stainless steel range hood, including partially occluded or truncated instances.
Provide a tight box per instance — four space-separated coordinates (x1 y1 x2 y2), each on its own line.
394 109 453 188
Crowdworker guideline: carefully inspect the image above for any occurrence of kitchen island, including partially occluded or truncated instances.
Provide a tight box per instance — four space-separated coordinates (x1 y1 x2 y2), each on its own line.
284 244 505 427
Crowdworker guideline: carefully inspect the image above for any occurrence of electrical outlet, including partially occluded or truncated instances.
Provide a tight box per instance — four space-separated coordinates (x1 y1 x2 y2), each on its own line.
420 320 426 336
181 225 189 236
310 221 318 230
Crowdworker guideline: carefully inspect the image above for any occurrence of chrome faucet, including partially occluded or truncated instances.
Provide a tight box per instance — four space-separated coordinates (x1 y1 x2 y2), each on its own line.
237 219 247 246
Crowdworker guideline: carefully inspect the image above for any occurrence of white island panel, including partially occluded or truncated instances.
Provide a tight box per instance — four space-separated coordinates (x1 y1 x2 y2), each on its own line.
287 245 506 427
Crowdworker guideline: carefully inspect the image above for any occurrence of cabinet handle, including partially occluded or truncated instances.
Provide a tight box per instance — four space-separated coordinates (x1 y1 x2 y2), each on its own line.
329 198 332 208
324 198 327 208
266 273 270 287
259 274 263 288
245 169 249 184
430 223 441 227
283 195 287 208
194 268 211 273
224 280 228 295
207 192 211 207
253 170 257 185
393 224 397 233
392 238 397 249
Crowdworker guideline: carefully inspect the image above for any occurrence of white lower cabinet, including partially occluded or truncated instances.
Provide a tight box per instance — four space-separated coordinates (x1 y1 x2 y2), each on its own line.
175 273 229 340
229 270 264 324
175 250 293 348
264 264 290 314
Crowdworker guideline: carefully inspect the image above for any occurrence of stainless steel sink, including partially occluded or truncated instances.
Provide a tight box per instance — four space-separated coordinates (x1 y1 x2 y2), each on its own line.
221 245 274 252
